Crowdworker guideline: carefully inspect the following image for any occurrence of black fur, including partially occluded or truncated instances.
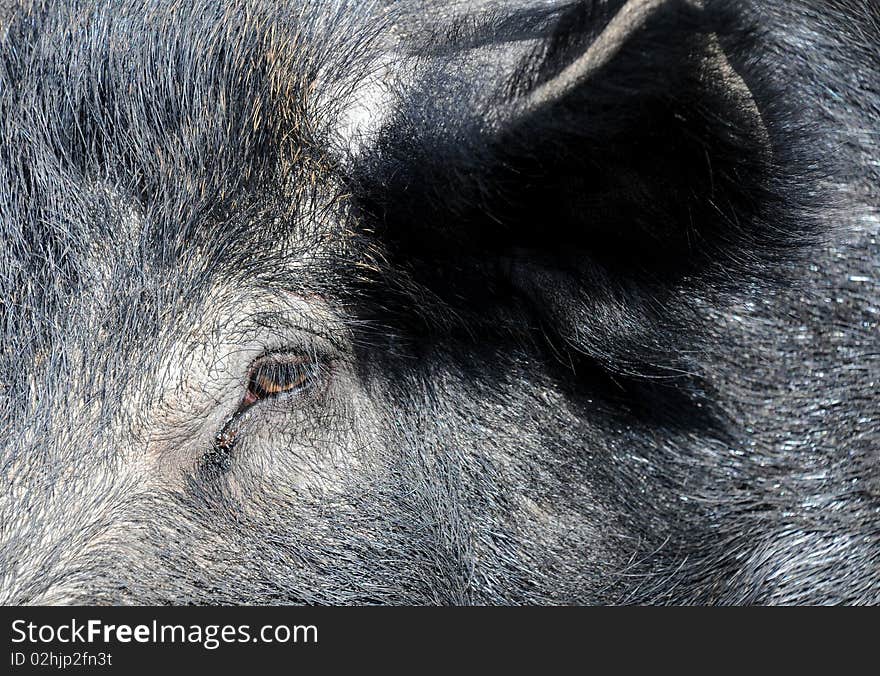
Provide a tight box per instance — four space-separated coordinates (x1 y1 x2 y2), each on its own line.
0 0 877 604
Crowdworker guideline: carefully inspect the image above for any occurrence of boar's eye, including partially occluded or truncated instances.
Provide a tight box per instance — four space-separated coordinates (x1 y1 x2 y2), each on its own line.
244 357 314 404
209 354 323 466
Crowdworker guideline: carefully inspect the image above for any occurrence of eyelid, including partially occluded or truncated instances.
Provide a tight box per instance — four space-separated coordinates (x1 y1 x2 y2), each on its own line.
247 309 346 358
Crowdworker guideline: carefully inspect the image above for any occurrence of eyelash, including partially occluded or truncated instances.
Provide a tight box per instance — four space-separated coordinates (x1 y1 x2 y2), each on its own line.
207 356 323 470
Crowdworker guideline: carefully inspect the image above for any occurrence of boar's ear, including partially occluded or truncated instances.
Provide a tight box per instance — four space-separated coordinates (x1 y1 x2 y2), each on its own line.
359 0 810 376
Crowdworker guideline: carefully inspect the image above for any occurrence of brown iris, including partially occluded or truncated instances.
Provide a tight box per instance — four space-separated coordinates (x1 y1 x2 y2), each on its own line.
243 358 312 405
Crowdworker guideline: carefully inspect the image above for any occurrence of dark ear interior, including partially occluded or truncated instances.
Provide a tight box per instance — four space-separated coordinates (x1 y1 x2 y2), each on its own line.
354 0 811 378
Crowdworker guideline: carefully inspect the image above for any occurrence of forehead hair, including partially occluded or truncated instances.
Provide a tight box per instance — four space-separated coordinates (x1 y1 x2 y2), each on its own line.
0 0 380 270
